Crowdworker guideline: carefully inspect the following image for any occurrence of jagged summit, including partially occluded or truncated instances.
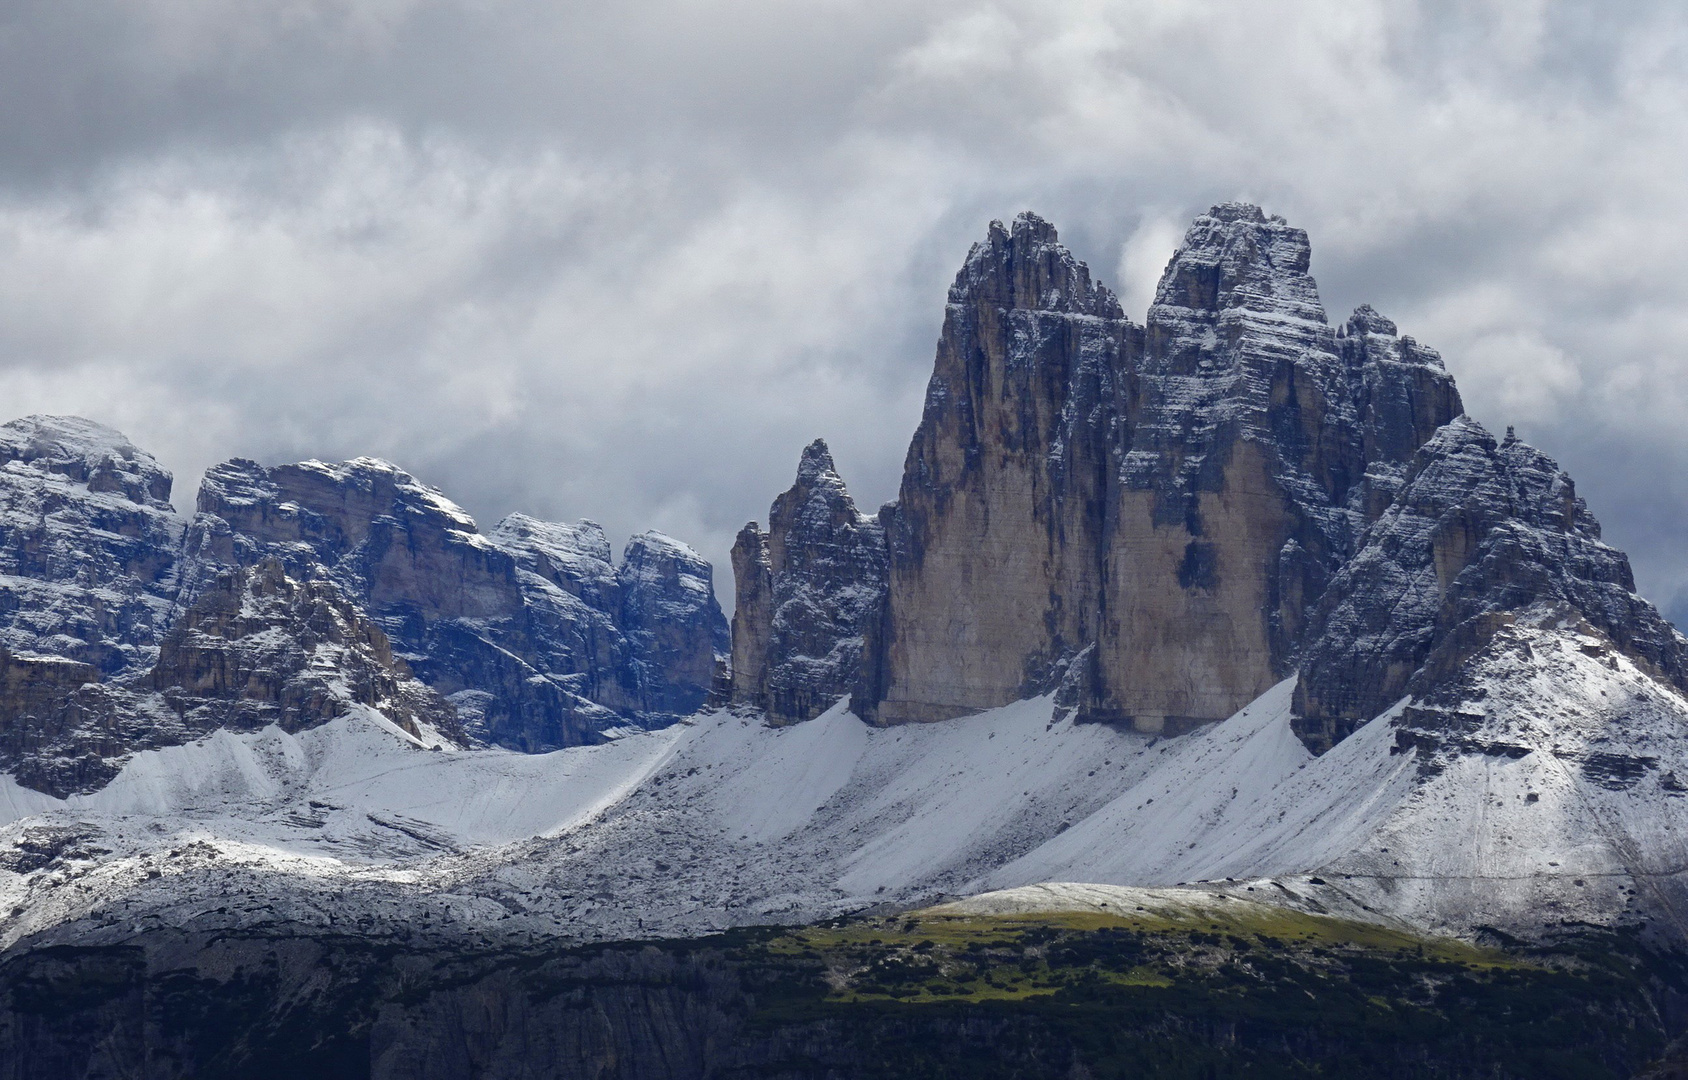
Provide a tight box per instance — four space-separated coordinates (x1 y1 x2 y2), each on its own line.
1344 303 1397 336
949 212 1125 318
728 203 1672 774
0 414 173 508
0 421 729 793
794 437 837 483
842 205 1463 730
731 441 886 725
1294 414 1688 749
1148 202 1327 347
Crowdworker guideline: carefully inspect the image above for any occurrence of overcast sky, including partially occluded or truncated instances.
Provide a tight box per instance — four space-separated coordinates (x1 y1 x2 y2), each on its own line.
3 0 1687 621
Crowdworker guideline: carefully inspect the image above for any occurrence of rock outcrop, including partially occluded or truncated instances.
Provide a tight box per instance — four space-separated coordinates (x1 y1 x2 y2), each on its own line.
186 456 728 750
734 204 1675 750
0 416 182 678
0 556 462 797
1087 210 1463 731
858 215 1132 724
617 531 732 721
730 440 887 724
151 557 460 745
0 426 730 793
1292 417 1688 751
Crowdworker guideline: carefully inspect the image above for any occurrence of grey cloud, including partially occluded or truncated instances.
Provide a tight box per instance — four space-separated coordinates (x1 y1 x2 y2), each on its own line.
2 0 1688 624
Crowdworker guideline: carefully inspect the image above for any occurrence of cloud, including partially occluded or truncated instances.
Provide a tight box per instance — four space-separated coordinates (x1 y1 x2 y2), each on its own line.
2 0 1688 618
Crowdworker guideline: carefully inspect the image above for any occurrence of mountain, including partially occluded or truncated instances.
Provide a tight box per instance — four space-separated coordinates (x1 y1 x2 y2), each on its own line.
6 203 1688 1077
0 426 728 795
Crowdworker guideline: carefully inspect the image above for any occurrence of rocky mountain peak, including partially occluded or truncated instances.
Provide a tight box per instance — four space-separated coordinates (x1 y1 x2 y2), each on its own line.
835 206 1466 731
794 438 838 485
948 212 1124 318
1293 414 1688 750
0 414 173 509
1153 203 1319 313
1343 303 1398 338
188 455 728 748
732 443 888 725
491 513 618 601
0 416 183 680
617 531 729 720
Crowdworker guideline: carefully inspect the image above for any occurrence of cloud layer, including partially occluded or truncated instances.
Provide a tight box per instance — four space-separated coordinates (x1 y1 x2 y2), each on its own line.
4 0 1688 620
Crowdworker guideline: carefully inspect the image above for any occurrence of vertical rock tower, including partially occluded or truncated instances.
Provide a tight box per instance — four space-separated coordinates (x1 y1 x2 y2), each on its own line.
859 213 1136 724
731 440 887 725
731 204 1468 732
1087 205 1461 730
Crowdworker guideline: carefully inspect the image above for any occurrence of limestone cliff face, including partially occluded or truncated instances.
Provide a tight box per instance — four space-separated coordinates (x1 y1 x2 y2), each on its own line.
0 421 730 793
0 556 461 797
1088 206 1464 731
730 440 887 724
151 557 460 744
860 213 1136 724
729 523 773 707
1293 417 1688 751
829 206 1462 731
617 531 731 720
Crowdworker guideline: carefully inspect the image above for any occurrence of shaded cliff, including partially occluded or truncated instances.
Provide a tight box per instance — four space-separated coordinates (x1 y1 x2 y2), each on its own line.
1087 206 1462 731
150 557 460 746
0 428 729 793
187 456 727 751
1293 416 1688 751
730 440 886 724
0 416 183 679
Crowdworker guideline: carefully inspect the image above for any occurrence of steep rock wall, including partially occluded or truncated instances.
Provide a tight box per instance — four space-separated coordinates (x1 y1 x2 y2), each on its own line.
730 441 886 724
861 213 1135 724
835 205 1461 731
0 416 183 679
189 457 727 750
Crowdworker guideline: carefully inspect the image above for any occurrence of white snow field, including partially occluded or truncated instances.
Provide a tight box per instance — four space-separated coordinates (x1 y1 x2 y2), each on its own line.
5 622 1688 948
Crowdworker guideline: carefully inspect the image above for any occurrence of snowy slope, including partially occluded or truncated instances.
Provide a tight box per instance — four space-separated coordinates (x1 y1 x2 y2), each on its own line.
6 621 1688 949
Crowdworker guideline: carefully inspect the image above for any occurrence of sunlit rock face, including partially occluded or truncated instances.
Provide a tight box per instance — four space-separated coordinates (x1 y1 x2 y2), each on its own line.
858 212 1135 725
730 440 886 725
1087 205 1463 732
822 205 1462 732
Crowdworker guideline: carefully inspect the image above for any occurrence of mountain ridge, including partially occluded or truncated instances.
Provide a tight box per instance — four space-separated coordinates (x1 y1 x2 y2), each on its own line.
0 418 728 795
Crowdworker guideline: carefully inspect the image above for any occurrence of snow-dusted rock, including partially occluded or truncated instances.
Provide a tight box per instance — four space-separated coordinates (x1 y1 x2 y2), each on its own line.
0 422 728 793
730 440 886 724
151 556 460 746
0 556 462 797
860 212 1132 724
1294 417 1688 751
0 416 182 678
843 205 1462 731
186 456 727 750
617 530 729 721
